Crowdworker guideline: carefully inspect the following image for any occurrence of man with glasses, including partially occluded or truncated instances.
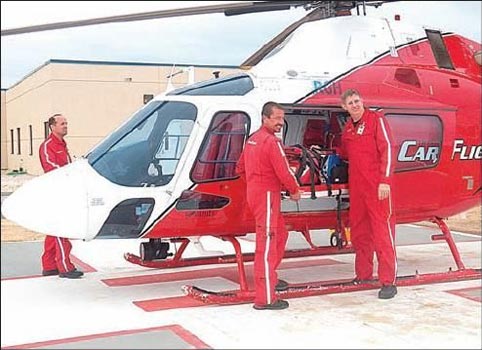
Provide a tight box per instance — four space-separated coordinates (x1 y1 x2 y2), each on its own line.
339 89 398 299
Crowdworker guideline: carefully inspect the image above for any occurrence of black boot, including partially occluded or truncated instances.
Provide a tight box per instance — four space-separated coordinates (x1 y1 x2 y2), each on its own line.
59 269 84 279
378 285 397 299
275 279 289 291
253 299 289 310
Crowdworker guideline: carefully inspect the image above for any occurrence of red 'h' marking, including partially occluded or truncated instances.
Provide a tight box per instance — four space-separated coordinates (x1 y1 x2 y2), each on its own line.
102 258 343 287
100 258 343 312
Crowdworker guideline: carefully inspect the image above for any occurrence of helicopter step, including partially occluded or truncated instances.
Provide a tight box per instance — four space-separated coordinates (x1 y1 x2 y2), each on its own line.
182 268 482 305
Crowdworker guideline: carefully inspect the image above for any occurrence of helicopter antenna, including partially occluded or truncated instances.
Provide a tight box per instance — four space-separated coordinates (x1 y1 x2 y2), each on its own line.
165 64 176 93
165 65 196 91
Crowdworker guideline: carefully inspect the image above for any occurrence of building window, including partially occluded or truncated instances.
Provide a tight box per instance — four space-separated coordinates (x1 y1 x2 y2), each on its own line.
143 94 154 104
29 125 33 155
44 121 50 139
17 128 21 155
10 129 14 154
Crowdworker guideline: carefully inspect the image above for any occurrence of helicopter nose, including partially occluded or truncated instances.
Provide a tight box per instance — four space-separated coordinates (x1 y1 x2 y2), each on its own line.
2 161 89 240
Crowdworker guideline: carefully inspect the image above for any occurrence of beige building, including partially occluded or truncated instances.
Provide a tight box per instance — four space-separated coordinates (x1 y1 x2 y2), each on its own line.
2 59 240 175
1 89 6 170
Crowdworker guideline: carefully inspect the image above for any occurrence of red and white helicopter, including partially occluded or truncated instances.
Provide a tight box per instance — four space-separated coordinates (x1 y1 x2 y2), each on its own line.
2 1 481 304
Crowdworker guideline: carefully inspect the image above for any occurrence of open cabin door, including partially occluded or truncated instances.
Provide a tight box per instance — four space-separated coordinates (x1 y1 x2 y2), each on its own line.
280 104 350 213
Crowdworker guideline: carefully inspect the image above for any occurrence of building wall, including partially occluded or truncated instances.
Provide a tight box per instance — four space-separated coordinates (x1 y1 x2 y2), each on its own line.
4 60 240 175
1 90 6 169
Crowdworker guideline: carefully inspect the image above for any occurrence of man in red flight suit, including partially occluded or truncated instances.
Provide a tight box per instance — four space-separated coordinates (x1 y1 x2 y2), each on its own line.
39 114 84 279
340 89 397 299
236 102 301 310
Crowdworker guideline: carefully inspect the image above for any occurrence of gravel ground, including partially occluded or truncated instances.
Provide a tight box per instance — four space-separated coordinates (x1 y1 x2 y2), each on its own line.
1 171 36 193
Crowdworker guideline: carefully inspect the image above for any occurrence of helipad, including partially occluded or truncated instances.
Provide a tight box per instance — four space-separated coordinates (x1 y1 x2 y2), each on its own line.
1 225 480 349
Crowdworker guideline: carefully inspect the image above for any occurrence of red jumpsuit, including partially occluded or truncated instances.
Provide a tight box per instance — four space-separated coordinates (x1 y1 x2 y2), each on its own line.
340 109 397 286
39 133 75 274
236 126 299 306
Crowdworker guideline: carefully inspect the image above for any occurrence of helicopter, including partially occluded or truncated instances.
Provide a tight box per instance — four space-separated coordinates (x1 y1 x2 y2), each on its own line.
2 1 481 304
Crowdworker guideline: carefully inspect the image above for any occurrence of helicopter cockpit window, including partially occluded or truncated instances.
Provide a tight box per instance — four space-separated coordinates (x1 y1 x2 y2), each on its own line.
153 119 195 177
87 101 197 187
191 111 250 183
167 74 254 96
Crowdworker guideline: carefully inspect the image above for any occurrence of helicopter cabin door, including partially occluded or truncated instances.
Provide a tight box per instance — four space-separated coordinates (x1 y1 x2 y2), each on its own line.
281 106 350 213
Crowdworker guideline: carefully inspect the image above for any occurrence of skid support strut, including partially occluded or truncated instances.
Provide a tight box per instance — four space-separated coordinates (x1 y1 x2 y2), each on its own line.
429 217 466 270
222 236 249 291
125 234 353 269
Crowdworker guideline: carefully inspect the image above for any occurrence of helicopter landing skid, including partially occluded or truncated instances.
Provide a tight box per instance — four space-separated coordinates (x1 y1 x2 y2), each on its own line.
183 268 482 305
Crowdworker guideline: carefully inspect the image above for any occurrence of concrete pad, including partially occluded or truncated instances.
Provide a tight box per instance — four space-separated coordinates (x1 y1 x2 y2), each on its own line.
2 326 208 349
1 225 481 349
1 241 44 279
1 241 96 280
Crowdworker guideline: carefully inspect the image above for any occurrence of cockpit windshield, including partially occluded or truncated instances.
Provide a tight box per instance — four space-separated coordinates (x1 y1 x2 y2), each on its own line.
87 101 197 187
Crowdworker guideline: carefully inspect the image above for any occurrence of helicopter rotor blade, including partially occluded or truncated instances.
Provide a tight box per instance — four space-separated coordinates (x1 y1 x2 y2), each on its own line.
241 7 327 68
1 1 398 37
1 1 308 37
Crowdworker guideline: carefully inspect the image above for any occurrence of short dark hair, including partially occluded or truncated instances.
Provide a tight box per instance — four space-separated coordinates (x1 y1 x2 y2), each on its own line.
48 113 63 128
262 101 284 118
340 89 361 103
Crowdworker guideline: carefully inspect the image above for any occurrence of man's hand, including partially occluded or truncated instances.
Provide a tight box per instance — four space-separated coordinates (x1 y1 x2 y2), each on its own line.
378 183 390 200
290 190 302 201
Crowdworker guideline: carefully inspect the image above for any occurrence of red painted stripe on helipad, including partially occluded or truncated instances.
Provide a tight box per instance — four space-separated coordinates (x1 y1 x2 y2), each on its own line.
104 268 233 286
133 276 359 312
102 258 342 287
128 258 344 312
134 295 253 312
1 274 45 281
446 286 481 302
1 324 211 349
168 324 212 349
71 255 97 273
134 295 208 311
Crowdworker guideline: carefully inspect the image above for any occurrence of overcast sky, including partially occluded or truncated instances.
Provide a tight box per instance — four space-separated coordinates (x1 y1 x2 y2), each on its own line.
1 1 481 89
